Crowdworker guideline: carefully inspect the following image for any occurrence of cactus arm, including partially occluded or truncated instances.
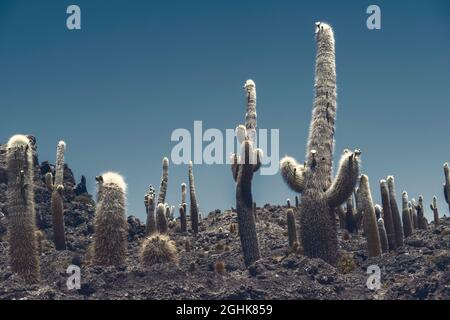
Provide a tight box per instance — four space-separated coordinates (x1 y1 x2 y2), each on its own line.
280 156 306 193
45 172 53 192
252 148 263 173
325 150 361 208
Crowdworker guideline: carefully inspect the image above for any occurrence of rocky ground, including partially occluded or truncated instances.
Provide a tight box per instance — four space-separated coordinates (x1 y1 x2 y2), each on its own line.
0 139 450 300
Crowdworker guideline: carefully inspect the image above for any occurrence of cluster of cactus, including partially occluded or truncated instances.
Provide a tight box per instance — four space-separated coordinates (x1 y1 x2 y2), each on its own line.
280 22 361 265
44 141 67 250
230 79 262 267
6 135 40 283
93 172 128 266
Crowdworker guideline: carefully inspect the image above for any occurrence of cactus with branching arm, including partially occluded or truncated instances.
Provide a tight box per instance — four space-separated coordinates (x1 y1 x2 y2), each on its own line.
280 23 361 265
230 79 262 267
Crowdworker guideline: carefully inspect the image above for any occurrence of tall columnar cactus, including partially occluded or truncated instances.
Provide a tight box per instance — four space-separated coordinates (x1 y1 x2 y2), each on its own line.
179 204 187 233
157 157 169 205
430 196 439 226
411 198 419 229
286 208 298 247
401 191 413 238
380 180 396 250
93 172 128 266
156 203 168 234
377 218 389 253
188 161 199 233
280 23 361 265
416 195 427 230
359 175 381 257
44 141 67 250
6 135 40 283
144 185 156 235
444 163 450 213
387 176 404 247
230 79 262 267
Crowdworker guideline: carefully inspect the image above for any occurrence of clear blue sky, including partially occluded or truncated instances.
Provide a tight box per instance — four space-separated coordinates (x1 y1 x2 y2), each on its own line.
1 0 449 221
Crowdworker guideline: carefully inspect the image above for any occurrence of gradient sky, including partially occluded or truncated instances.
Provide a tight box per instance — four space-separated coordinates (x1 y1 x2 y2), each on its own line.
1 0 449 221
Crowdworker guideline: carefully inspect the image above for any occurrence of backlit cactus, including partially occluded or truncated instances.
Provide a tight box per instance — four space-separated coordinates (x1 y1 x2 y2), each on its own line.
286 208 298 248
401 191 413 238
280 22 361 265
387 176 404 247
188 161 199 233
140 234 178 267
45 140 67 250
230 79 262 267
359 175 381 257
144 185 156 235
430 196 439 226
6 135 40 283
93 172 128 266
157 157 169 205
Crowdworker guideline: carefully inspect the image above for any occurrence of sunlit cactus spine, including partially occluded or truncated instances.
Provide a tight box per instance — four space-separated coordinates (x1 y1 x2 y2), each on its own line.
93 172 128 266
387 176 404 247
280 23 361 265
188 161 199 233
230 79 262 267
430 196 439 226
157 157 169 205
286 208 298 248
44 140 67 250
401 191 413 238
156 203 168 234
444 163 450 213
377 218 389 253
359 175 381 257
144 185 156 235
6 135 40 283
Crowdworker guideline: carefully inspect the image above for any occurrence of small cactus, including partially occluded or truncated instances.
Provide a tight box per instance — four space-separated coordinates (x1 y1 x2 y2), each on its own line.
416 195 428 230
45 140 67 251
380 180 396 250
374 204 382 221
430 196 439 226
140 234 178 267
443 163 450 213
156 203 168 234
387 176 404 247
93 172 128 266
377 218 389 253
286 209 298 248
144 185 156 235
157 157 169 205
188 161 200 233
6 135 40 283
401 191 413 238
359 175 381 257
